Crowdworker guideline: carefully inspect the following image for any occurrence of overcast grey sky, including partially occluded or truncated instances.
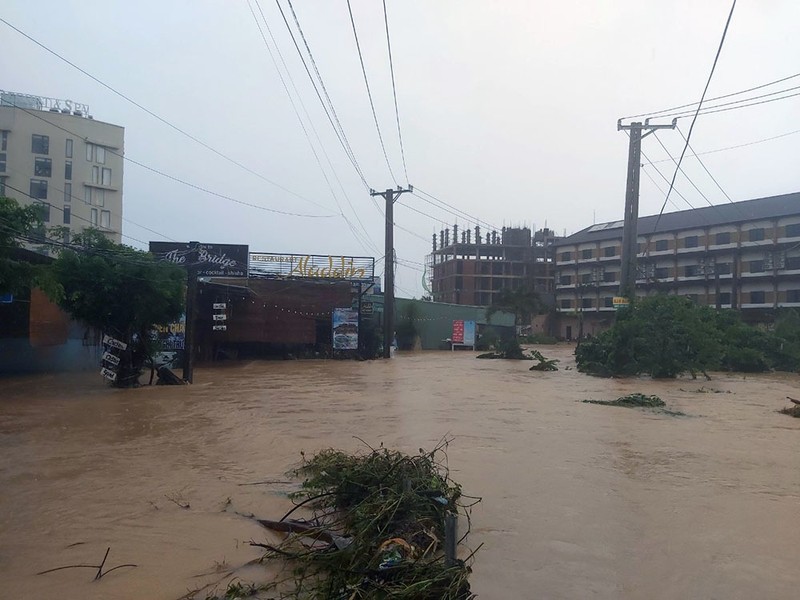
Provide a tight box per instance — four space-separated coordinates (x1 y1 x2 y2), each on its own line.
3 0 799 296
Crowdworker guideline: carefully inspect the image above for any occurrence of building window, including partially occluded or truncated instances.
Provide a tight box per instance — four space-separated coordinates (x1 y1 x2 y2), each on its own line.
100 210 111 229
581 249 593 260
84 186 92 204
559 275 572 285
748 228 765 242
559 251 572 262
65 161 72 180
749 291 765 304
92 165 100 184
580 273 593 284
34 157 52 177
63 205 71 224
603 297 614 308
86 143 93 162
30 179 48 199
0 152 5 173
749 260 764 273
64 182 72 203
684 264 699 277
560 299 572 309
96 146 106 164
31 134 49 155
786 256 800 270
684 235 698 248
603 246 617 257
715 232 731 245
655 239 669 251
37 202 50 223
1 130 7 151
101 167 111 186
603 271 617 282
90 208 98 226
787 290 800 303
581 297 593 309
786 223 800 238
65 138 73 158
655 267 670 279
718 292 731 305
716 262 732 275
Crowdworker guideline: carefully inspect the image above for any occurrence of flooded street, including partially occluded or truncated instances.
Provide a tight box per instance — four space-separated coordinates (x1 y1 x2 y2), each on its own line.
1 345 799 599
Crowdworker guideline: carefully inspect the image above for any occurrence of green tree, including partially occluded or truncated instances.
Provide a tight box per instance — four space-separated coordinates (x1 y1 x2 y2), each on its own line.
486 285 544 327
52 229 186 387
0 196 56 295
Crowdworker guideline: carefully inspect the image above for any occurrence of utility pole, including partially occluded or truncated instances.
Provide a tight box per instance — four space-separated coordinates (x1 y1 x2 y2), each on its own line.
370 185 413 358
183 241 199 383
617 118 676 299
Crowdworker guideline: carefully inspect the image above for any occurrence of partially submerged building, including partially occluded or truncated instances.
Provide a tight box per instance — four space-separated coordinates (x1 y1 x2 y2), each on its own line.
553 192 800 339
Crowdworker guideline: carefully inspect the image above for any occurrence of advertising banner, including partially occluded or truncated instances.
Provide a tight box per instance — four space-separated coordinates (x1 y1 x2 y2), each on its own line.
452 320 464 344
151 315 186 369
250 253 374 282
332 308 359 350
463 320 476 346
149 242 249 278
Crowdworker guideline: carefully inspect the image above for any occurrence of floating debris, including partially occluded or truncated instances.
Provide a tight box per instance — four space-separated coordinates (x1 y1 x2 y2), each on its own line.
583 393 665 408
780 397 800 418
528 350 559 371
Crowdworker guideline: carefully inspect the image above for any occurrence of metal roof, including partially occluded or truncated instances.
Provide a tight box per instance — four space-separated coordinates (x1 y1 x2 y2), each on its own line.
556 191 800 246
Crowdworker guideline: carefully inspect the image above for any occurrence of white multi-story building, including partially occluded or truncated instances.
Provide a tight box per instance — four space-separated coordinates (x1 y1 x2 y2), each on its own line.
0 90 124 247
553 192 800 339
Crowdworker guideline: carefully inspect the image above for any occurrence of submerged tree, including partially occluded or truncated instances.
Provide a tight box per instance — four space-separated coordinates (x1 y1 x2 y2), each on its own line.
486 285 544 328
0 196 57 295
52 229 185 387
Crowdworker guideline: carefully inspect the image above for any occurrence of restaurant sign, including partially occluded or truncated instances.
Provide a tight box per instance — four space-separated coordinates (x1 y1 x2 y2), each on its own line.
149 242 249 277
249 253 374 282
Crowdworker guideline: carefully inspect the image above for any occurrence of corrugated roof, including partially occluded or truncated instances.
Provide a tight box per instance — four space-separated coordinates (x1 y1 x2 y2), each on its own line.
556 191 800 246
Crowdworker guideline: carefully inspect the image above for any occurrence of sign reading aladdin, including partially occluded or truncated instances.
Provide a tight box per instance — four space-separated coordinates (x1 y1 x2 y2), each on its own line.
250 253 374 282
149 242 249 277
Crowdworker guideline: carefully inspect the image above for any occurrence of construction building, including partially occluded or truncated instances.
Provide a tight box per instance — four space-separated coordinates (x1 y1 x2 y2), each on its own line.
553 192 800 339
0 90 124 248
427 225 561 306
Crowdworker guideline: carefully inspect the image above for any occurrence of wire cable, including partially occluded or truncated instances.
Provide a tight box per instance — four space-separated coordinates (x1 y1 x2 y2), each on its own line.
675 124 735 205
651 132 715 208
645 127 800 164
382 0 410 185
346 0 398 185
0 16 335 214
654 84 800 120
621 70 800 120
651 0 737 235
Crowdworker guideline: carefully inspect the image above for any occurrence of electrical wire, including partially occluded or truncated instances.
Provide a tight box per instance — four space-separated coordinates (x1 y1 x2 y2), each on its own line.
651 0 737 235
621 70 800 120
273 0 369 187
382 0 410 185
346 0 397 185
413 187 500 231
645 127 800 164
675 124 735 205
0 16 334 214
651 132 715 208
654 85 800 120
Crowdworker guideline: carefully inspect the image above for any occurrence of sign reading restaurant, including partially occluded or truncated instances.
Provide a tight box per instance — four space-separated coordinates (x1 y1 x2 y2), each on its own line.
249 253 374 282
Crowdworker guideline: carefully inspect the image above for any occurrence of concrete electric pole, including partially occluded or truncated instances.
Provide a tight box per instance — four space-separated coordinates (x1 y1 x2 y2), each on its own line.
370 185 413 358
617 118 676 299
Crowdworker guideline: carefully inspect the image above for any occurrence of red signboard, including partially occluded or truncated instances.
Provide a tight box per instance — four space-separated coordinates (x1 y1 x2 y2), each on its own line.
452 320 465 344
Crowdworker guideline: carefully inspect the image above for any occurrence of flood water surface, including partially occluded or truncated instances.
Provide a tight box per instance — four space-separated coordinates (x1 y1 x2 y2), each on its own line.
1 346 799 599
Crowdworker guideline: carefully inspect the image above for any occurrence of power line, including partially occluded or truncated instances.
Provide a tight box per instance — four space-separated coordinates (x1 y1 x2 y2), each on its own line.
346 0 397 185
651 0 737 234
639 146 693 210
656 84 800 120
382 0 410 185
645 127 800 164
621 70 800 120
0 16 334 214
273 0 370 187
676 124 735 205
247 0 377 254
414 187 500 231
16 105 336 219
651 132 715 208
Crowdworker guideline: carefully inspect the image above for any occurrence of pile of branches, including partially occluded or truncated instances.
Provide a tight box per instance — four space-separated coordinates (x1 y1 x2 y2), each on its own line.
249 441 480 599
780 396 800 418
583 393 665 408
528 350 559 371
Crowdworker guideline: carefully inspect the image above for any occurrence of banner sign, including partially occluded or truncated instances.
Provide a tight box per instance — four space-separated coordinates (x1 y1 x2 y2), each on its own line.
102 334 127 350
100 366 118 381
463 320 476 346
452 320 464 344
332 308 359 350
612 296 630 310
250 253 374 282
149 242 249 278
151 316 186 369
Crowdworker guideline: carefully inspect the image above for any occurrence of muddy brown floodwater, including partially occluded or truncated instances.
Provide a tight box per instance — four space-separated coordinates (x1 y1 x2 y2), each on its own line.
1 345 799 599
